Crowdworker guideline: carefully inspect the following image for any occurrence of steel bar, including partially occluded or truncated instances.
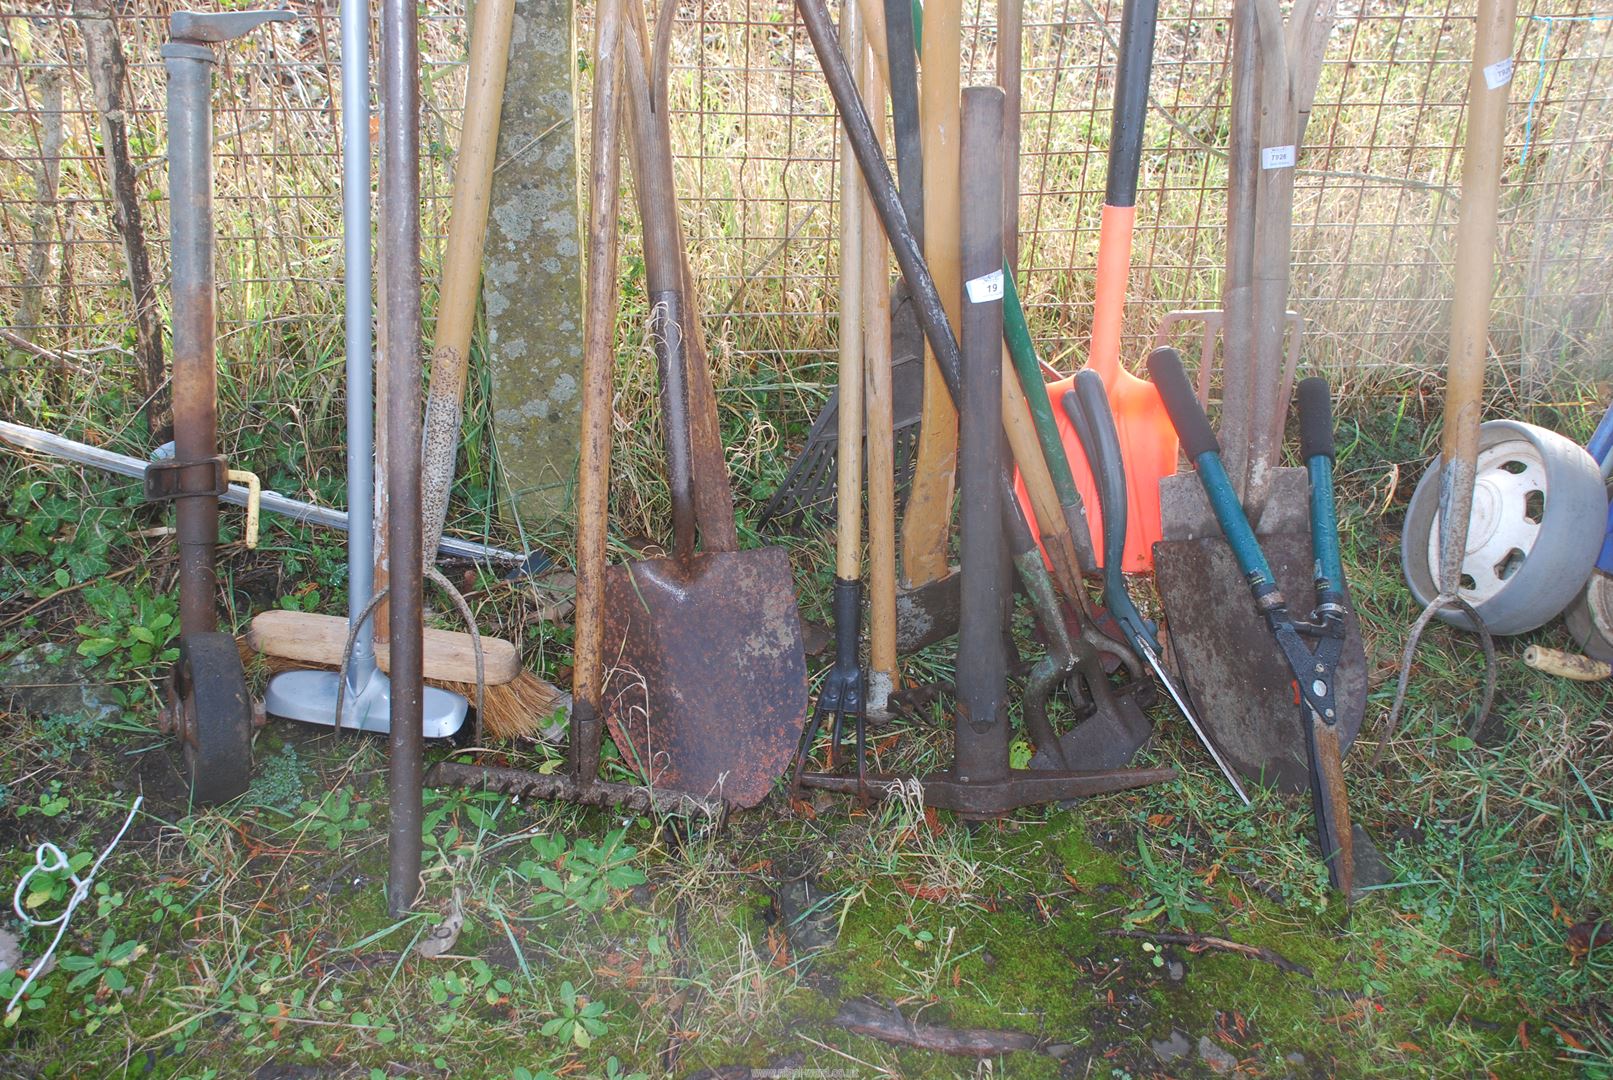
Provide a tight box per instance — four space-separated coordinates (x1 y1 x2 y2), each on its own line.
427 762 721 818
0 421 523 564
953 86 1010 786
380 0 423 919
342 0 378 693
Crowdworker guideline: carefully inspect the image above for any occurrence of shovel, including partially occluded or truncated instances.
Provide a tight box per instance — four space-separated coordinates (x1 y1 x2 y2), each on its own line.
601 17 808 809
1021 0 1175 573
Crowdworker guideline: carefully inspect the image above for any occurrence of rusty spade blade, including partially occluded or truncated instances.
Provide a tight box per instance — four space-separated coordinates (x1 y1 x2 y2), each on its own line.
603 545 808 808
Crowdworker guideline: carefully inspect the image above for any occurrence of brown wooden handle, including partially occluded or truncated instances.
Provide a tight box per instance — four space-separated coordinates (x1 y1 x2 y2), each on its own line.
1523 645 1611 682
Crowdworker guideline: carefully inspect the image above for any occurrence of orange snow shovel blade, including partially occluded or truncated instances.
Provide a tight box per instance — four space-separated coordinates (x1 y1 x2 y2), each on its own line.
1014 0 1172 573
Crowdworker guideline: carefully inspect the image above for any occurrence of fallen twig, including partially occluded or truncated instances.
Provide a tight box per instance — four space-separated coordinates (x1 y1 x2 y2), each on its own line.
1103 928 1314 976
833 999 1067 1058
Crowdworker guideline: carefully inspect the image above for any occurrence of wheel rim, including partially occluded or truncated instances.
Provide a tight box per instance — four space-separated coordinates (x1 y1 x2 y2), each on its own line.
1426 437 1547 604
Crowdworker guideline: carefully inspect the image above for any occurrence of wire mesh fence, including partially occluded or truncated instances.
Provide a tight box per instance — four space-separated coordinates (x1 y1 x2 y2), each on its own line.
0 0 1609 447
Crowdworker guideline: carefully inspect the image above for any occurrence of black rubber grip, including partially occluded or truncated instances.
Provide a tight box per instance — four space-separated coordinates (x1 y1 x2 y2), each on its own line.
1105 0 1159 207
1146 346 1218 458
1297 377 1335 461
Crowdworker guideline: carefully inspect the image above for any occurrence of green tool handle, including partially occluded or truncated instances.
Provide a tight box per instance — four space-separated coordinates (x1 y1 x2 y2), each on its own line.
1147 347 1279 600
1064 376 1156 651
1003 269 1080 507
1297 376 1345 604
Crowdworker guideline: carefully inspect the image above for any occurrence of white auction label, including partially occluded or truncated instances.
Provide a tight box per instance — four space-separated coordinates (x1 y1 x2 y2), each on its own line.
965 268 1005 303
1261 144 1297 170
1483 57 1514 90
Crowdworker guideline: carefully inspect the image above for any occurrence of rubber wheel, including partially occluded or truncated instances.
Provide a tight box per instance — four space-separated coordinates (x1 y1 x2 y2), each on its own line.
1564 571 1613 661
170 632 252 805
1402 420 1609 636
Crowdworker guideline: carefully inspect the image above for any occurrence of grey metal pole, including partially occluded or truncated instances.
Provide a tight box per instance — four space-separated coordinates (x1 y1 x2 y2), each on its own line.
381 0 424 917
342 0 377 693
162 40 220 638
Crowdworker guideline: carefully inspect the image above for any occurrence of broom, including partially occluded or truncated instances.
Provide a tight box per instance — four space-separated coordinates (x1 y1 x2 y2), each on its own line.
240 612 571 743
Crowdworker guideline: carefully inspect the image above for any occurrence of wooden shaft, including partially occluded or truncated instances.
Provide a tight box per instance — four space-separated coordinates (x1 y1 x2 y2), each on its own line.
901 0 963 587
835 0 867 581
573 0 626 716
863 37 898 687
420 0 515 556
622 1 738 551
1443 0 1517 469
1523 645 1611 682
854 0 891 91
1001 360 1085 599
1244 0 1295 516
998 0 1022 274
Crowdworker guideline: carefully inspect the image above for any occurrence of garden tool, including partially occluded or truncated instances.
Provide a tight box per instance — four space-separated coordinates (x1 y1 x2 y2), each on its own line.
1218 0 1334 512
1151 349 1352 896
260 0 515 742
1020 0 1173 573
792 76 1173 812
602 21 808 809
795 0 869 798
863 37 900 719
149 8 292 806
1382 0 1516 758
564 0 625 792
756 0 927 533
378 0 427 918
900 0 962 594
419 0 513 561
624 0 736 550
999 0 1022 274
1063 371 1248 804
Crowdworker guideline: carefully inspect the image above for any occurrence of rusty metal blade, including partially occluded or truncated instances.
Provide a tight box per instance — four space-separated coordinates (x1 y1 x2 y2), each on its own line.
1154 532 1366 793
1309 715 1354 898
602 547 808 808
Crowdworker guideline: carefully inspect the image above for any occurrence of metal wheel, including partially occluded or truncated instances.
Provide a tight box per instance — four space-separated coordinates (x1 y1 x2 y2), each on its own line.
1402 420 1609 636
162 632 252 805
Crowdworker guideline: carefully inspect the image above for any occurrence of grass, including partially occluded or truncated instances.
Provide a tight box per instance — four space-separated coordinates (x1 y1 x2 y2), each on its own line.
2 0 1612 1076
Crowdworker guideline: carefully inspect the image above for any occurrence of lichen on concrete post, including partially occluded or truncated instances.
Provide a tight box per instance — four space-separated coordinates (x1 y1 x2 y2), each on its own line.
482 0 585 527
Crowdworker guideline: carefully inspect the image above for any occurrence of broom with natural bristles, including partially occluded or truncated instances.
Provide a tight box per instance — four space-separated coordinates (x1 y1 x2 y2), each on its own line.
239 620 571 743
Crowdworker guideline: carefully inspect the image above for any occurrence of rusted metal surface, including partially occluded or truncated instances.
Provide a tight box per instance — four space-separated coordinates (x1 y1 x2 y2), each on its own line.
161 33 222 638
1154 532 1366 793
954 86 1011 787
380 0 424 917
1031 641 1155 771
802 766 1176 815
603 546 808 808
427 761 722 818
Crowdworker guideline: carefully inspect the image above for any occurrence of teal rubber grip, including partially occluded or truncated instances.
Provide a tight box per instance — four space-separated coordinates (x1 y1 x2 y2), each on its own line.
1147 348 1276 593
1297 378 1345 596
1194 451 1277 593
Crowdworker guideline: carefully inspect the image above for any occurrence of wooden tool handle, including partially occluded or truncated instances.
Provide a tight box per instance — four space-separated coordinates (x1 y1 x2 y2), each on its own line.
1524 645 1611 682
835 0 867 580
573 0 627 719
862 37 898 693
900 0 963 588
421 0 514 557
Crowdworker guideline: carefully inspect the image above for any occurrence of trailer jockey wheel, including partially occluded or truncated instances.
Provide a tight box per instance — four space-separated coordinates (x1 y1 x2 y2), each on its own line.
1402 420 1609 637
161 632 253 805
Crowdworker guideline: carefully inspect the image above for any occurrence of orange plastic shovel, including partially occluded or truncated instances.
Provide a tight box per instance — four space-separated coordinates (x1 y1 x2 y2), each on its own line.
1016 0 1171 572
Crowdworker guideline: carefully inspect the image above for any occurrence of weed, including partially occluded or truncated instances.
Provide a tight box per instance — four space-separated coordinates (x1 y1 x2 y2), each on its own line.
247 742 306 813
541 980 610 1050
518 828 647 915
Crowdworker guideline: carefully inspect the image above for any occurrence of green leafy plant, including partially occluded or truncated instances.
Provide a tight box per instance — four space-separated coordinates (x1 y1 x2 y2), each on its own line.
519 828 646 915
1125 832 1211 929
541 980 608 1050
297 788 371 851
